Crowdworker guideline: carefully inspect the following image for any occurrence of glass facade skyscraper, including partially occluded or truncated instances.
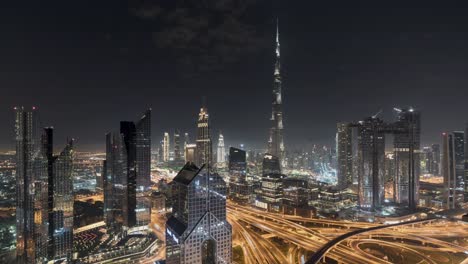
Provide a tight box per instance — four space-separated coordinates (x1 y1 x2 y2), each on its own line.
49 137 74 262
393 108 421 210
166 162 232 264
15 107 49 264
15 107 74 263
357 117 385 210
337 122 353 190
228 147 251 203
104 110 152 235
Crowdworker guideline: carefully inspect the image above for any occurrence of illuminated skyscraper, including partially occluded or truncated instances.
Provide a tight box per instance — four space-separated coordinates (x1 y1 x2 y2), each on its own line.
268 20 285 166
228 147 251 203
453 131 465 204
256 154 285 212
15 108 74 263
357 117 385 210
196 105 212 167
337 122 353 189
166 163 232 264
134 110 152 229
217 132 226 164
104 110 152 235
431 144 441 175
135 109 151 189
393 107 421 210
174 129 182 162
15 107 49 264
185 144 196 163
465 123 468 202
103 132 128 235
163 132 170 162
48 135 74 262
442 132 456 209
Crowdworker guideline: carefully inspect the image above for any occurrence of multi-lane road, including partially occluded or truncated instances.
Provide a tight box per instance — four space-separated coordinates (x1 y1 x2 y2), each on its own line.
227 202 468 264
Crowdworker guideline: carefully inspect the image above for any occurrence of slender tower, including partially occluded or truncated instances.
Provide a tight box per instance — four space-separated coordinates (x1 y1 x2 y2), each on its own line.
268 19 285 165
196 102 212 167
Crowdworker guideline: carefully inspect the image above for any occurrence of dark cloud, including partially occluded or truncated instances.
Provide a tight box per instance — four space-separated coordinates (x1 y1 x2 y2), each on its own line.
129 0 270 76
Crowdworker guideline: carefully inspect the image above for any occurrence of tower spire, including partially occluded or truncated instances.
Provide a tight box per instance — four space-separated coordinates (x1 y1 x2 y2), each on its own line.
275 18 280 59
268 17 285 167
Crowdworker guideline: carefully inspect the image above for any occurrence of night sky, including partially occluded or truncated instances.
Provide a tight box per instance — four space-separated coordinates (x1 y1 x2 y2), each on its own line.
2 1 468 151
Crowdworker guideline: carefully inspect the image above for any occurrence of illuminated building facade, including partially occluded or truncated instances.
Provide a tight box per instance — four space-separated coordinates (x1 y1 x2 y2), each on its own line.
15 107 74 263
262 153 281 176
465 123 468 202
15 107 49 264
196 105 212 167
357 117 385 210
442 131 464 208
166 163 232 264
268 20 285 166
135 110 152 229
337 122 353 189
48 134 74 262
442 132 456 209
228 147 251 203
453 131 465 204
217 133 226 164
163 132 170 162
104 132 128 235
432 144 441 175
393 107 421 210
174 129 182 163
185 144 196 163
104 110 152 235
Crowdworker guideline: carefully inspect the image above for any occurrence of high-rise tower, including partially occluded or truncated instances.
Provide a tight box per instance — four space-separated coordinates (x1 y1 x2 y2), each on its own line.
196 104 212 167
165 163 232 264
217 132 226 164
268 20 285 165
15 107 48 264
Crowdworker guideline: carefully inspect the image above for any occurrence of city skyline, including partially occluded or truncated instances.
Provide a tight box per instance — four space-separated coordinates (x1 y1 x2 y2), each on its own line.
2 3 468 264
3 2 468 150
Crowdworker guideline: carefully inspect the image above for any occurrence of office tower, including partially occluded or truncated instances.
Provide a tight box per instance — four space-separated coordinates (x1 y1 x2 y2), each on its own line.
196 105 212 167
257 172 285 212
393 107 421 210
228 147 251 203
163 132 170 162
166 163 232 264
262 153 281 176
442 132 456 209
184 132 190 146
134 110 152 229
357 117 385 210
217 132 226 164
453 131 465 204
49 136 74 262
135 109 151 189
15 107 49 264
337 123 353 189
183 132 189 160
185 144 196 163
174 129 182 162
104 111 152 235
422 147 433 174
120 121 137 229
465 123 468 202
268 20 285 166
431 144 441 175
103 132 128 235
